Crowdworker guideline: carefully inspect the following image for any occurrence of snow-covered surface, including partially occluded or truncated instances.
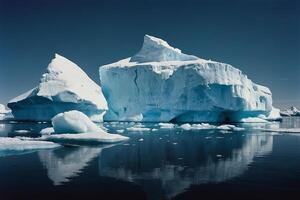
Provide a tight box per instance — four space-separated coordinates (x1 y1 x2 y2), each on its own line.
0 137 60 154
8 54 108 122
100 35 280 122
280 106 300 116
52 110 98 134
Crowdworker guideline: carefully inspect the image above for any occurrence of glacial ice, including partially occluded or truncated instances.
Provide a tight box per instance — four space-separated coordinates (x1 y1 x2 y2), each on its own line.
0 137 60 156
99 35 281 123
8 54 108 122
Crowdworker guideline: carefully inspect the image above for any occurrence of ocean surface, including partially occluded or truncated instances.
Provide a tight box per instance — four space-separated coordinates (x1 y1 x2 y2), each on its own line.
0 117 299 200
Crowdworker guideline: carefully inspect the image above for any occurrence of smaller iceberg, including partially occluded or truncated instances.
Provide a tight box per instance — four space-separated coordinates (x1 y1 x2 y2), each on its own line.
280 106 300 116
0 104 11 120
52 110 99 133
8 54 108 122
42 110 129 144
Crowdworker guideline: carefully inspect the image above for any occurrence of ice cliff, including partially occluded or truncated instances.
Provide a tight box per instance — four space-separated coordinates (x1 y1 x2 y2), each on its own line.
8 54 108 122
99 35 280 122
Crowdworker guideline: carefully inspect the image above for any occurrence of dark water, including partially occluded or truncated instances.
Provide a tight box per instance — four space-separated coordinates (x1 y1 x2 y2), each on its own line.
0 118 300 200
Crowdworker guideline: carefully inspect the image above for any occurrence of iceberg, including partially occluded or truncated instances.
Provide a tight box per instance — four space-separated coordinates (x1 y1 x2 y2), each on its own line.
280 106 300 116
42 110 129 144
52 110 99 133
99 35 281 123
0 104 11 120
8 54 108 122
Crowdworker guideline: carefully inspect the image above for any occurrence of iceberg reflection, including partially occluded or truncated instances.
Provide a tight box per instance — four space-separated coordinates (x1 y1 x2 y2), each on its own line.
38 144 115 185
98 134 273 199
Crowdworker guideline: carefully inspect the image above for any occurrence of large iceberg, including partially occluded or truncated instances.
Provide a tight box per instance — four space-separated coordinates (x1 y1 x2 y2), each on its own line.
8 54 108 122
99 35 281 122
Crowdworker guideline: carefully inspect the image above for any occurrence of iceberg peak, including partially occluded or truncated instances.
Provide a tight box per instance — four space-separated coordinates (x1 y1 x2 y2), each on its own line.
130 34 199 63
8 54 108 122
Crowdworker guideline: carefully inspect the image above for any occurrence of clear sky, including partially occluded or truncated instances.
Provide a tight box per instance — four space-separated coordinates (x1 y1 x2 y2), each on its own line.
0 0 299 109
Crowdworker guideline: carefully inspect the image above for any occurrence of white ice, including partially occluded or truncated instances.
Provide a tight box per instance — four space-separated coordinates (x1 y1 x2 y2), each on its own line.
52 110 99 134
180 123 244 131
99 35 281 123
158 122 175 129
46 110 128 143
8 54 108 122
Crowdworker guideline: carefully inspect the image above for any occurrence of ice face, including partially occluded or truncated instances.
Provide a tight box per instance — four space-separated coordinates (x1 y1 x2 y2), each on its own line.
99 35 281 122
8 54 108 122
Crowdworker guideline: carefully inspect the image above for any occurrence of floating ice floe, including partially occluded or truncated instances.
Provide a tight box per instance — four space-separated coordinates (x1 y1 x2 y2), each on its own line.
14 129 30 133
180 123 244 131
0 137 60 156
116 129 125 133
126 127 151 132
158 123 175 129
41 132 128 144
239 117 268 123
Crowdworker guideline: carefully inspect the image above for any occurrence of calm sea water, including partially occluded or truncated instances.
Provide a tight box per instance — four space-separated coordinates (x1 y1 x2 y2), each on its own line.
0 117 299 200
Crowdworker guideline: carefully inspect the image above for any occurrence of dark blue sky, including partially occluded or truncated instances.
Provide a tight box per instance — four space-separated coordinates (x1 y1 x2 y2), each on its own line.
0 0 299 108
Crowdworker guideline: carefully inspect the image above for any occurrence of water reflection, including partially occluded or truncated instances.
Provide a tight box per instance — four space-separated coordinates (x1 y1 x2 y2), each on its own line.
98 134 273 199
38 144 115 185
